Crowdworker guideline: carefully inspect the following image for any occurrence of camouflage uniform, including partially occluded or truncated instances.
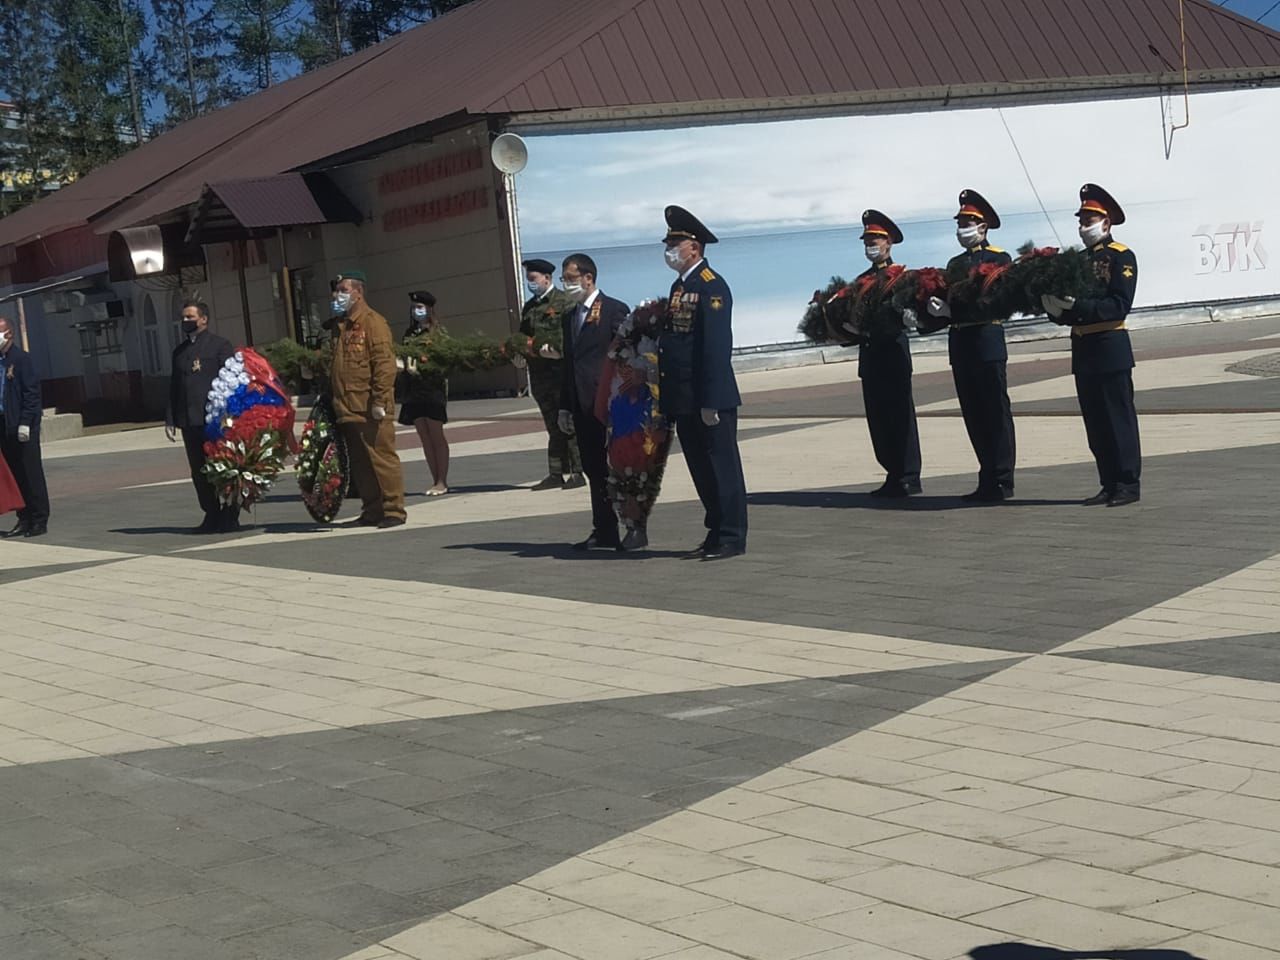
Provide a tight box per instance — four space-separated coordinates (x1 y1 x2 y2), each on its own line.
521 287 582 477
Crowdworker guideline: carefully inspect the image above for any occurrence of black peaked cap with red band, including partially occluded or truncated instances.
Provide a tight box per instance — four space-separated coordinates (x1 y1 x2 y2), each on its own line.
1075 183 1126 225
860 209 903 244
955 189 1001 229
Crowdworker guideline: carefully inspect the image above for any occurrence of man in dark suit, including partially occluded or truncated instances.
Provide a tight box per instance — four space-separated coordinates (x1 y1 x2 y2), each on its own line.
0 315 50 538
557 253 629 550
923 190 1016 501
1043 183 1141 507
166 299 235 533
658 206 748 561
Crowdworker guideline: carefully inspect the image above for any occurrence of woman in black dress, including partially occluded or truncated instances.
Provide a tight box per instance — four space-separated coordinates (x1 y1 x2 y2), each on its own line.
399 291 450 496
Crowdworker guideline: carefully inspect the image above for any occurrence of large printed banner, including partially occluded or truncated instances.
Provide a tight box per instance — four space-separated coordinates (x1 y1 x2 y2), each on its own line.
517 88 1277 347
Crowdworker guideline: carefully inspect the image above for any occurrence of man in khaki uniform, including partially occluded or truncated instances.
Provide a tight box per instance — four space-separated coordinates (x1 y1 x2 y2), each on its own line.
329 270 406 528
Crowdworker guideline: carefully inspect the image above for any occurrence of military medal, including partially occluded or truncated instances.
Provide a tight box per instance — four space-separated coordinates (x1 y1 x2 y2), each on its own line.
192 358 201 372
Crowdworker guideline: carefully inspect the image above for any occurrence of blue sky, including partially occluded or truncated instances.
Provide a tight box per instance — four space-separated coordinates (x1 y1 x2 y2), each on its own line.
512 85 1280 346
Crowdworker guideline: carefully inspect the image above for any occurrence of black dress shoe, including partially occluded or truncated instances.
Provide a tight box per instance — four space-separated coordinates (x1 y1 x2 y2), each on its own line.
905 481 923 496
681 541 712 559
562 473 587 490
572 531 620 551
963 486 1013 503
618 527 648 552
377 516 407 528
1106 490 1140 508
531 474 563 491
23 523 47 538
702 543 745 561
5 520 30 538
191 518 219 534
355 515 381 526
870 481 909 498
1081 489 1113 506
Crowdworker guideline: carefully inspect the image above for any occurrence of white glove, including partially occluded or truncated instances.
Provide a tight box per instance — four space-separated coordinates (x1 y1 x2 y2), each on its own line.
538 344 562 360
557 410 575 435
395 357 406 370
164 424 176 443
511 352 527 369
902 308 919 331
927 296 951 318
17 425 30 443
1041 294 1076 318
371 405 386 421
700 408 720 427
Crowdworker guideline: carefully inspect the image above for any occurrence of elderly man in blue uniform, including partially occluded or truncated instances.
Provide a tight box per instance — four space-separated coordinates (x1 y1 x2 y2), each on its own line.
1042 183 1141 507
658 206 747 561
854 210 922 498
923 190 1016 501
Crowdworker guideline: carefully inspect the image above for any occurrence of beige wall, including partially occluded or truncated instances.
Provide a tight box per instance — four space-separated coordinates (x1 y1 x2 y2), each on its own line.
202 240 288 347
197 121 523 394
321 122 520 343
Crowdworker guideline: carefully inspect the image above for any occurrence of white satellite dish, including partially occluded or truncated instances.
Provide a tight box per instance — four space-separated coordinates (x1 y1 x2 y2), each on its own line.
491 132 529 175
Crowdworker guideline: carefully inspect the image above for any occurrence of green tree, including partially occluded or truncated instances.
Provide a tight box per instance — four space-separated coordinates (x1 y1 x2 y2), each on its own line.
217 0 297 91
151 0 234 127
48 0 147 173
349 0 472 48
293 0 477 67
294 0 352 70
0 0 66 217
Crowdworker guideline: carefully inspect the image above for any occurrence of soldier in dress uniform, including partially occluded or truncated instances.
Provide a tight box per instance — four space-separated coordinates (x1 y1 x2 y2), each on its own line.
658 206 747 561
520 258 584 491
1042 183 1141 507
165 299 235 533
854 210 922 498
924 190 1016 501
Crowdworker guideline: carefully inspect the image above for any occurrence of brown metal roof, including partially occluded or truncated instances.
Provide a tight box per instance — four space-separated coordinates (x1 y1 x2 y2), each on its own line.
207 174 330 229
3 0 1279 252
183 172 362 245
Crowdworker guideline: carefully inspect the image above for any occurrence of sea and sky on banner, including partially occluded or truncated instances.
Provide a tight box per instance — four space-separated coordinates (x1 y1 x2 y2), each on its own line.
515 89 1278 348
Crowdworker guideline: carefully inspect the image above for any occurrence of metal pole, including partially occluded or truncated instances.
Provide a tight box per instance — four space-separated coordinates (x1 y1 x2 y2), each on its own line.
16 296 29 352
277 228 298 342
237 238 254 345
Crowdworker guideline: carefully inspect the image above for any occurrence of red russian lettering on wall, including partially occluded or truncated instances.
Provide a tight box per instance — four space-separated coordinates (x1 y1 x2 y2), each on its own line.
377 147 484 196
382 188 490 233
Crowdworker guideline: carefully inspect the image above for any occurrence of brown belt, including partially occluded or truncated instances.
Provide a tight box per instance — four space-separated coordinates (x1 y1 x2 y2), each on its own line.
1073 319 1126 336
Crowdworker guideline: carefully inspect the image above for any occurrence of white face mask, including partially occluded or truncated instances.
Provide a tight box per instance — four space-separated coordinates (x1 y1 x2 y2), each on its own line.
526 279 545 295
865 243 885 263
333 291 352 312
1079 220 1108 247
412 307 428 320
664 247 685 271
0 331 9 347
562 281 584 301
956 224 984 248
